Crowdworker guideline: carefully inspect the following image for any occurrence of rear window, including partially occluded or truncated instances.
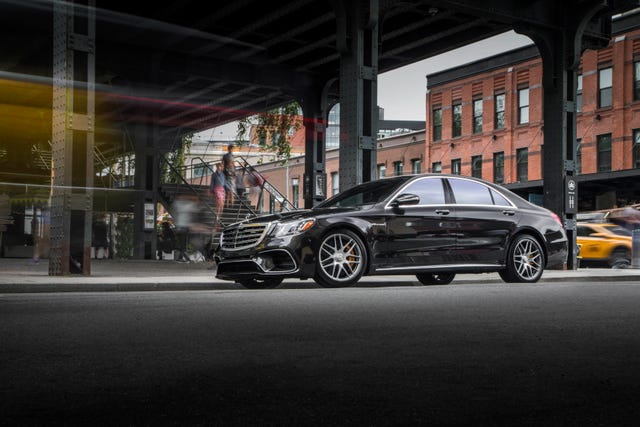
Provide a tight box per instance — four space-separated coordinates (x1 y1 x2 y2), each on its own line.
448 178 493 205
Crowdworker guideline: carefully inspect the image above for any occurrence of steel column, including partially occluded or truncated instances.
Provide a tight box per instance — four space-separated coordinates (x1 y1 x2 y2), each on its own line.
336 0 379 190
50 0 95 275
519 3 611 270
301 86 329 208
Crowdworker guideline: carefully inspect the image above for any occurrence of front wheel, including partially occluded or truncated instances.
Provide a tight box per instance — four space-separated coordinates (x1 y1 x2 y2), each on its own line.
499 234 545 283
237 277 283 289
416 272 455 285
314 230 367 288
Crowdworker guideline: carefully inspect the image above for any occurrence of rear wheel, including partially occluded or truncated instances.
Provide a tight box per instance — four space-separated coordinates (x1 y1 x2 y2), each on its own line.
416 272 455 285
499 234 545 283
314 230 367 288
237 277 283 289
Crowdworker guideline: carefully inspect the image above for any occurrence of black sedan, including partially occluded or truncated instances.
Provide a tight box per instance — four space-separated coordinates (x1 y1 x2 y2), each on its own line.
214 174 567 289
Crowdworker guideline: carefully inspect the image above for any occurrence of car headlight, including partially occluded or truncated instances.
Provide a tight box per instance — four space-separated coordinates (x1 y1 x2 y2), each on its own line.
271 218 316 237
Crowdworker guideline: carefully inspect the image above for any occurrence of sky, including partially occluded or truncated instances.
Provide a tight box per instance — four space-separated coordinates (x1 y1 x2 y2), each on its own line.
196 31 533 142
378 31 533 120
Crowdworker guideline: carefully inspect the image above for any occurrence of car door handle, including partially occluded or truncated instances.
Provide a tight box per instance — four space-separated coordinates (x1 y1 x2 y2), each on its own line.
435 209 450 215
502 210 515 216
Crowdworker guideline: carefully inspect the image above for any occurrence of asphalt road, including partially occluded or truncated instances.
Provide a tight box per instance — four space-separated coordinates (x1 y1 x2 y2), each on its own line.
2 280 640 426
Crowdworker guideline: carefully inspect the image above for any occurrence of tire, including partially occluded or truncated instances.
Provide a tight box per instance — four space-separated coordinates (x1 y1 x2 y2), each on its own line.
237 277 283 289
609 248 631 268
314 229 367 288
416 272 455 285
499 234 545 283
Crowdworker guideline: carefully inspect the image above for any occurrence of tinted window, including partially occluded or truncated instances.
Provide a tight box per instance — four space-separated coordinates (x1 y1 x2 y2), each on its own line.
316 177 410 208
449 179 493 205
577 226 591 237
490 189 511 206
401 178 446 205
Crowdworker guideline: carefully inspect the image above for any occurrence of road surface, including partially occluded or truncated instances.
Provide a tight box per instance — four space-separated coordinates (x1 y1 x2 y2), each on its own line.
2 280 640 425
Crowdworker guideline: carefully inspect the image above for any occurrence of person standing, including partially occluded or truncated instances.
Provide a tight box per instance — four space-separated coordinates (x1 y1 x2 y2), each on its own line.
210 162 226 228
30 215 40 264
222 144 236 206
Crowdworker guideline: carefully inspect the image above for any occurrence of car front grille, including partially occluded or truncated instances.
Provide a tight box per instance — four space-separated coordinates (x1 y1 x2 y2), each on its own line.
221 222 270 250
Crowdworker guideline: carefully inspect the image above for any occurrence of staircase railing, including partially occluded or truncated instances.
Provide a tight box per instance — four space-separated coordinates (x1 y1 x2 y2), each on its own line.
236 155 296 213
159 155 222 226
186 156 258 224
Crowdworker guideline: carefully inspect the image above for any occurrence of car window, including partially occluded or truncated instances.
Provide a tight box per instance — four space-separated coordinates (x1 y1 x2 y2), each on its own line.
400 178 446 205
606 225 632 236
577 226 592 237
448 178 493 205
490 189 512 206
315 177 410 208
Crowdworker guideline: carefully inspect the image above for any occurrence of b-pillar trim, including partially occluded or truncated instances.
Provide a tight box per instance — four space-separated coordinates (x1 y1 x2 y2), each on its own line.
50 0 95 275
335 0 379 190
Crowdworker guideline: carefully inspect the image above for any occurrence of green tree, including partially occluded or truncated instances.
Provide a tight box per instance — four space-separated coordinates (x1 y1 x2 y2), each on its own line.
161 133 193 183
236 102 302 163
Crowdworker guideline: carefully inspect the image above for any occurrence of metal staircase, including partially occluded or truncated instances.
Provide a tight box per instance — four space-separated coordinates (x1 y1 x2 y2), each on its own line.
157 154 295 255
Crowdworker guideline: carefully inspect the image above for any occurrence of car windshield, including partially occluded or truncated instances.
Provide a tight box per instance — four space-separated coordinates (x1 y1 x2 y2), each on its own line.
315 177 409 209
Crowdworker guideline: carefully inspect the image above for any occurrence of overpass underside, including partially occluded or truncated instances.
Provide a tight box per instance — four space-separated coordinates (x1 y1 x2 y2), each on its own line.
0 0 637 274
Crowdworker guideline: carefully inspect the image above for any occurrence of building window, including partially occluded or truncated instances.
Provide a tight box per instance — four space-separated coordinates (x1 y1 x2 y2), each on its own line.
433 108 442 141
193 164 208 178
326 104 340 149
518 87 529 124
597 133 612 172
473 98 483 134
394 161 403 176
576 139 582 175
471 155 482 178
598 67 612 108
411 159 421 174
451 158 461 175
576 74 583 112
494 93 505 129
493 152 504 184
291 178 299 208
634 130 640 169
635 63 640 102
378 164 386 179
516 148 528 182
432 162 442 173
331 172 339 196
452 103 462 138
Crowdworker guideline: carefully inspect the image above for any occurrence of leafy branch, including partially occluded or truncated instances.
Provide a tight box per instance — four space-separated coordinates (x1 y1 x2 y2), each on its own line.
236 102 302 163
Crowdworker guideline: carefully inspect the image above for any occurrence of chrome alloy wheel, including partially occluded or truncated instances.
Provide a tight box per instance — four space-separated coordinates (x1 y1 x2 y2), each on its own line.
318 232 364 283
513 236 543 281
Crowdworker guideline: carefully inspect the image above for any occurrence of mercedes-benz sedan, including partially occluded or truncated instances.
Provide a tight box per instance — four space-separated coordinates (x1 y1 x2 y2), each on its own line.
214 174 567 289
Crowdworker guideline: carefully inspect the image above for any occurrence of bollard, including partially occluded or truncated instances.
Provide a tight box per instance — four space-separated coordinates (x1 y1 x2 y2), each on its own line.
633 229 640 268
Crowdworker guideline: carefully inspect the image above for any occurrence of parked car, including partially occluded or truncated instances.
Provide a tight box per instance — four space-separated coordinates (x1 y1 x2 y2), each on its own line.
214 174 568 289
576 222 632 267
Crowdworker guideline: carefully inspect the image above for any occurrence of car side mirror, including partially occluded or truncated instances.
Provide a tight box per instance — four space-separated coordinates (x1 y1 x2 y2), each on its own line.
390 193 420 208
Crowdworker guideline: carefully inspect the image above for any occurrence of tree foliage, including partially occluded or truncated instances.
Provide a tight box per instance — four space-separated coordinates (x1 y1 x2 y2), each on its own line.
161 133 193 183
236 102 302 163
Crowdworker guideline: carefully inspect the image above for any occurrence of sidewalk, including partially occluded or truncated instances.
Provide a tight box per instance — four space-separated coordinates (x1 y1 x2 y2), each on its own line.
1 257 640 293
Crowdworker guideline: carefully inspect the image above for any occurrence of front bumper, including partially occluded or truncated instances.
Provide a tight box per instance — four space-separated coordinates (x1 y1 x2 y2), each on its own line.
215 233 316 281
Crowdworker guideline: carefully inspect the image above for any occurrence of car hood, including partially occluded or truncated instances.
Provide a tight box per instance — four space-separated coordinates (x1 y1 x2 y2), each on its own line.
233 207 363 226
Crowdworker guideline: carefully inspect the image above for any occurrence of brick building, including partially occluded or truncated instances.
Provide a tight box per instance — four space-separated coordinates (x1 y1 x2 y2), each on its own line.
426 11 640 211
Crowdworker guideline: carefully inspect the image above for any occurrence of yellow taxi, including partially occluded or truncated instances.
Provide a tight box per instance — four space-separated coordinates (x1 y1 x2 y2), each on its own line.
576 222 632 267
